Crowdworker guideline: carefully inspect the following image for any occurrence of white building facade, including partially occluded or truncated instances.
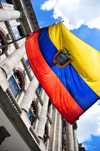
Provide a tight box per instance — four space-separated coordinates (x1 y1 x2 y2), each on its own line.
0 0 85 151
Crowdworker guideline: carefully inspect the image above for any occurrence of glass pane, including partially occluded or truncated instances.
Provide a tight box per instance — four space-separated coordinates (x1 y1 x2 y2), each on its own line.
8 75 20 97
28 108 33 121
26 59 30 69
0 0 7 3
0 36 4 55
37 83 42 93
12 27 20 39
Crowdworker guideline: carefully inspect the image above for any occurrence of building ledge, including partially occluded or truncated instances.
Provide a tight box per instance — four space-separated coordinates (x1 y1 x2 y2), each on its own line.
0 86 41 151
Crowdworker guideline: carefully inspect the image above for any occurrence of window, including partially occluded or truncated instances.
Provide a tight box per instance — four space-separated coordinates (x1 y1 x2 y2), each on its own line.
0 36 4 55
0 0 7 3
0 0 12 4
8 72 22 98
28 101 38 128
47 99 52 113
6 0 13 4
0 28 8 55
26 59 30 69
36 83 42 98
12 25 25 39
43 124 48 144
17 25 24 37
12 27 20 39
37 83 42 93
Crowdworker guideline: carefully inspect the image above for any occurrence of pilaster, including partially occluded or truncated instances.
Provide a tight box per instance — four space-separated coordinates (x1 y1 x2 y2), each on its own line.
66 122 74 151
36 93 49 138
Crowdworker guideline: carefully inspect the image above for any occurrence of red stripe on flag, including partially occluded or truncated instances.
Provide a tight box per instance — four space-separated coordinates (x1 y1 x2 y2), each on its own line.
25 30 84 124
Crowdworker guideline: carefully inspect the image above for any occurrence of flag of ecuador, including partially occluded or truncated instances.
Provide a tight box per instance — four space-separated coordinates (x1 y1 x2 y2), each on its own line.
25 22 100 124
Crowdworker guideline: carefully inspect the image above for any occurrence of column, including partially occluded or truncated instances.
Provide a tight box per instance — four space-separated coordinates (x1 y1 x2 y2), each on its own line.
66 122 74 151
58 114 62 151
0 44 25 77
36 93 49 151
21 58 33 81
52 109 57 151
20 77 38 112
0 9 21 22
3 20 33 81
36 93 49 138
49 102 53 118
46 103 53 150
73 122 79 151
34 90 45 132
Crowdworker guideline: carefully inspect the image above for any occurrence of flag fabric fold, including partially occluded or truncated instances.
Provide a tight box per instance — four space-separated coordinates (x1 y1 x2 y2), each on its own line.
25 22 100 124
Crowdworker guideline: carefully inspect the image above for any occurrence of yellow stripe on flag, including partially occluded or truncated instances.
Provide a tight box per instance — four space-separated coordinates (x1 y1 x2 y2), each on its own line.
49 22 100 96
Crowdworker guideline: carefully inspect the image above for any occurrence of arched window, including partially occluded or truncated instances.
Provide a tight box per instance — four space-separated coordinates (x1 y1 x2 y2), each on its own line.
8 68 25 98
28 101 38 128
0 28 8 56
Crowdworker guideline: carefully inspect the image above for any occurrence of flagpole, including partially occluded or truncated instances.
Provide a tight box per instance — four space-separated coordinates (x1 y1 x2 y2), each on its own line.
0 34 29 49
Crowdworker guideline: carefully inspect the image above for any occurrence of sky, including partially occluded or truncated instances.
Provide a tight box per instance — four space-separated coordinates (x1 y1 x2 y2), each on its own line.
30 0 100 150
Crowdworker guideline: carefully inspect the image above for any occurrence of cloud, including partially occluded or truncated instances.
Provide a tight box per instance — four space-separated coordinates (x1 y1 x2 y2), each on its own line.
41 0 100 144
84 145 97 150
77 101 100 142
40 0 100 30
40 0 57 11
39 21 46 25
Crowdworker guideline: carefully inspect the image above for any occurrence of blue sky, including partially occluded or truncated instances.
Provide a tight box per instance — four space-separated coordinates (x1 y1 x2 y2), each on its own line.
31 0 100 150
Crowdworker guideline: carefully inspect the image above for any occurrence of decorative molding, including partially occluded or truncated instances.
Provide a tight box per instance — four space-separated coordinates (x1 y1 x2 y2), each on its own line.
47 113 52 125
13 67 25 91
35 89 44 106
73 121 78 130
0 27 8 56
0 126 11 145
79 143 85 151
